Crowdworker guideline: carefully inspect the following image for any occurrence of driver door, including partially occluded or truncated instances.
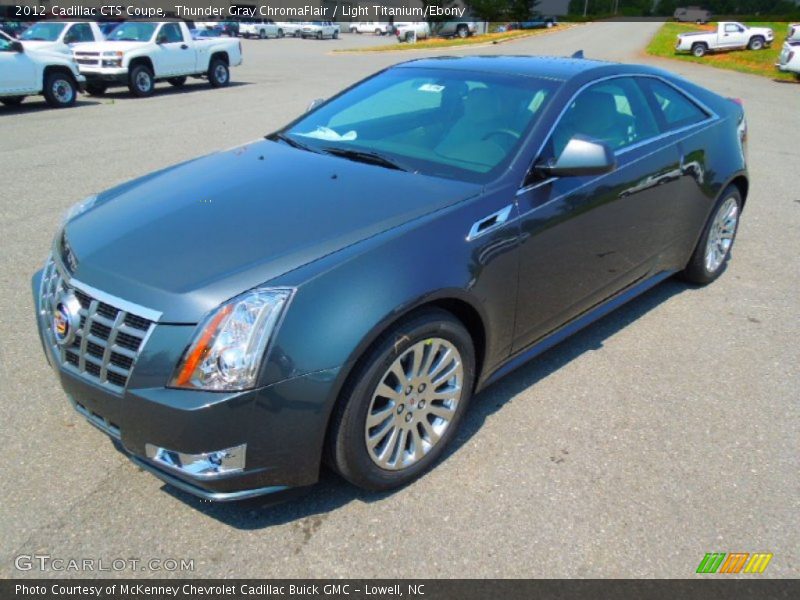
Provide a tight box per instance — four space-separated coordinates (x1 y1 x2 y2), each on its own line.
0 38 36 93
721 23 747 49
152 23 193 77
512 76 682 352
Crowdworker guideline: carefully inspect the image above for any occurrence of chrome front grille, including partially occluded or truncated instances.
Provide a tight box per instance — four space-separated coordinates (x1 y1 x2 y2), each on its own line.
39 258 154 393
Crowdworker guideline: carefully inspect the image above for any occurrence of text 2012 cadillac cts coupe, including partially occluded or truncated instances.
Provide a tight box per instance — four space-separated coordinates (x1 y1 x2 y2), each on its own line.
35 56 748 501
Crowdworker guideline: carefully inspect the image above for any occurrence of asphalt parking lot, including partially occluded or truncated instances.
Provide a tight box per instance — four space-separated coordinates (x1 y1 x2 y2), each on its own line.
0 22 797 578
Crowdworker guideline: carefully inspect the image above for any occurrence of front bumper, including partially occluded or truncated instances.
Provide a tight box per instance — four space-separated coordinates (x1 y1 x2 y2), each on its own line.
34 268 341 502
79 67 128 83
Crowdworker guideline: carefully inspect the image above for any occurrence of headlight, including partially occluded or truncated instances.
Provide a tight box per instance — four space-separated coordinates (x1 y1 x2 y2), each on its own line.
170 288 294 391
63 194 97 224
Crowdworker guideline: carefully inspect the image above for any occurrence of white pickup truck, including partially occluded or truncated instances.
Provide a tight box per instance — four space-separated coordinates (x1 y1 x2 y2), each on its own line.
1 30 86 108
277 22 307 37
18 20 103 55
675 22 774 57
300 22 340 40
72 20 242 97
777 24 800 79
240 20 283 39
349 22 392 35
394 22 431 42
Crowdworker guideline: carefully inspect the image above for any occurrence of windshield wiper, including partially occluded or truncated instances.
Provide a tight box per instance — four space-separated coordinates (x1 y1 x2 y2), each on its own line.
267 132 320 154
321 147 408 172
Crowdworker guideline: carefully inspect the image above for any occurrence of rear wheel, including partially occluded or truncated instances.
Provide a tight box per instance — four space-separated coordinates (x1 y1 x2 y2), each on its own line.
748 36 765 50
1 96 25 106
277 29 284 38
456 25 469 38
328 309 475 491
85 82 107 96
316 31 323 40
680 185 742 285
167 76 187 88
295 30 303 38
208 59 229 88
692 43 708 57
43 72 77 108
128 64 154 97
333 30 339 39
259 29 267 39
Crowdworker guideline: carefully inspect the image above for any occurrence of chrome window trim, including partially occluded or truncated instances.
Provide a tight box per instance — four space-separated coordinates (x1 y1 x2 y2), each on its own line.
49 244 163 323
518 73 719 193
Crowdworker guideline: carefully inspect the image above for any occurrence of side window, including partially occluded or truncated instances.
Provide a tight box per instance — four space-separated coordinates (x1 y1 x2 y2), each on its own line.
72 23 95 42
639 78 709 132
549 77 659 157
160 23 184 43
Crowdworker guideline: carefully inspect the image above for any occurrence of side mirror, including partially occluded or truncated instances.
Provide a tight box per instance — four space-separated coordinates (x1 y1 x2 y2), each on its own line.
156 34 167 44
306 98 325 112
535 136 616 178
10 40 23 53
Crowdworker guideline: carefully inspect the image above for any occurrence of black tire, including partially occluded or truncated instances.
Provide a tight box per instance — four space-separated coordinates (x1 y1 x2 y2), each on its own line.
43 71 77 108
374 28 381 35
679 185 743 285
333 30 339 39
295 30 303 38
316 31 323 40
277 29 284 38
692 43 708 57
128 64 154 97
327 309 475 491
747 36 764 50
167 76 187 87
259 29 267 39
1 96 25 106
85 82 107 96
208 58 229 88
456 25 469 38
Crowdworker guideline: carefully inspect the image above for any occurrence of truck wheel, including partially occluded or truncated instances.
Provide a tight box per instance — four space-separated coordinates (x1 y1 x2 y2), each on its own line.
456 25 469 38
316 31 323 40
208 59 229 88
259 29 267 39
277 29 284 38
1 96 25 106
374 28 381 35
168 77 187 88
85 82 107 96
43 72 77 108
747 36 765 50
333 30 339 39
692 43 708 57
128 64 154 97
295 30 303 38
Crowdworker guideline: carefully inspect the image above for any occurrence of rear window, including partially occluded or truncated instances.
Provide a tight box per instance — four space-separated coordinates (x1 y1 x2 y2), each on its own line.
639 78 709 132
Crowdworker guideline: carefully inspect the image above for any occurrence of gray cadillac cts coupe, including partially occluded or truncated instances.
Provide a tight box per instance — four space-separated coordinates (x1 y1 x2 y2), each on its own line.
35 56 748 501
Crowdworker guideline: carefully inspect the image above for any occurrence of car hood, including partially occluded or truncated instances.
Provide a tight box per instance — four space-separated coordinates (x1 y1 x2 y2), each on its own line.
73 41 148 53
64 139 481 323
21 40 69 53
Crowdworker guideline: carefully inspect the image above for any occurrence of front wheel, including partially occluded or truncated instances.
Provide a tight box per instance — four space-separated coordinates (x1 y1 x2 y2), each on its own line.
167 76 187 87
43 72 77 108
333 30 339 39
128 64 154 97
208 59 229 88
679 185 742 285
327 309 475 491
1 96 25 106
748 36 765 50
316 31 323 40
277 29 284 38
456 25 469 38
258 29 267 39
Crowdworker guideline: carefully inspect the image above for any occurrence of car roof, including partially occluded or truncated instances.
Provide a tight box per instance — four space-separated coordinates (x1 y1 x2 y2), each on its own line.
394 55 625 82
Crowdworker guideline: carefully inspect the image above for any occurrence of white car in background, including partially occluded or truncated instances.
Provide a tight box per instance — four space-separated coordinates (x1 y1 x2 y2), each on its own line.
18 21 103 55
349 21 392 35
675 21 774 57
777 24 800 78
1 30 86 108
277 22 306 37
394 22 431 42
240 20 282 39
301 22 340 40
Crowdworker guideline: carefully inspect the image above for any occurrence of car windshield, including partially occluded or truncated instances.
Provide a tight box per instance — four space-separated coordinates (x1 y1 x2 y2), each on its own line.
105 22 157 42
20 22 65 41
282 67 558 182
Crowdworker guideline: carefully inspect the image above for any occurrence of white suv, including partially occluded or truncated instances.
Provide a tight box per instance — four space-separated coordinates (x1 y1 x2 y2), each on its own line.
1 31 85 108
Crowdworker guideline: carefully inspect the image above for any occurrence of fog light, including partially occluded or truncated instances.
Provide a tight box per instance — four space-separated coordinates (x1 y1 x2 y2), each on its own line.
145 443 246 478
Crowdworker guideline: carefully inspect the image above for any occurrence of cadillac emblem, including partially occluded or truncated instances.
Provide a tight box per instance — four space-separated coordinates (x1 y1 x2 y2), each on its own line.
53 291 81 346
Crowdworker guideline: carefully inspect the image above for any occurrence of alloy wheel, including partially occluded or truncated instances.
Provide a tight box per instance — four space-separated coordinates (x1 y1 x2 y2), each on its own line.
704 196 739 273
364 338 463 471
52 78 74 105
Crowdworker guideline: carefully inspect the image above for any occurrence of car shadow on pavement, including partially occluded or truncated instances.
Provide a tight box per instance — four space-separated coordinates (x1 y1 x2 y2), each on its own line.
0 99 101 116
98 81 251 101
163 277 690 529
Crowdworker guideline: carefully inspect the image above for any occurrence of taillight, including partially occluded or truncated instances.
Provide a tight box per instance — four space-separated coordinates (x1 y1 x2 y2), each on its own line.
729 97 743 106
789 51 796 62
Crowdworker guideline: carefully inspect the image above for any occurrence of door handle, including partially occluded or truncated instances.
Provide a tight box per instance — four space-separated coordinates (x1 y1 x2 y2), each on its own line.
181 44 188 49
467 205 513 241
